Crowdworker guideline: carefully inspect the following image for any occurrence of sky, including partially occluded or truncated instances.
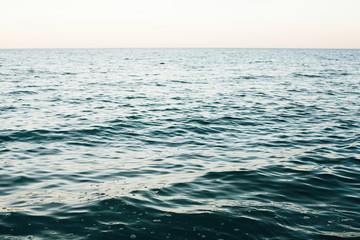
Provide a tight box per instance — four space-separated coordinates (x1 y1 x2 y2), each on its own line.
1 0 360 48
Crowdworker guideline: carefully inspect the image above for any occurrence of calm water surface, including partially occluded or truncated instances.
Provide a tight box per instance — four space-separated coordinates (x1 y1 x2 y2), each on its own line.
0 49 359 239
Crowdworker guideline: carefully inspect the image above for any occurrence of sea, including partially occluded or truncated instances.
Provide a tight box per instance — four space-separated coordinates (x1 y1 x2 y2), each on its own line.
0 48 359 240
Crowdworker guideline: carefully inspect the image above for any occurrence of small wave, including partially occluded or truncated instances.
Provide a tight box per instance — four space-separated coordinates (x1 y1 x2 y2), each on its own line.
234 75 274 80
125 95 147 100
170 79 189 84
322 69 352 77
0 127 116 143
0 106 16 112
61 72 77 75
250 60 273 64
293 73 323 78
8 90 37 95
237 75 257 80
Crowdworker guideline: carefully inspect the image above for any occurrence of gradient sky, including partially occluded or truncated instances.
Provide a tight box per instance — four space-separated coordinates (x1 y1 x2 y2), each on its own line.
1 0 359 48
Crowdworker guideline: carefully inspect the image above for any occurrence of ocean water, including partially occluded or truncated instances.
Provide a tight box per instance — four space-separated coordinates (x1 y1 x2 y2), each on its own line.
0 48 359 240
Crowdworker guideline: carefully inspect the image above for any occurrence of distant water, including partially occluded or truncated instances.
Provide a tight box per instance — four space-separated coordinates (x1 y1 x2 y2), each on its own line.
0 48 359 240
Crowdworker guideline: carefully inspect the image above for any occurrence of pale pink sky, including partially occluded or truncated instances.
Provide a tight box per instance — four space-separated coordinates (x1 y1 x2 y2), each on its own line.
1 0 359 48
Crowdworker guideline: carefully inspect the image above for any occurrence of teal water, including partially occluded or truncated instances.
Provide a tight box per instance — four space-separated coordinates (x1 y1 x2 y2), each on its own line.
0 48 359 239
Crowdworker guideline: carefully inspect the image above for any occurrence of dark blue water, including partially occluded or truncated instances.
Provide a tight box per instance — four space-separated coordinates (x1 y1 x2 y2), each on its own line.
0 48 359 239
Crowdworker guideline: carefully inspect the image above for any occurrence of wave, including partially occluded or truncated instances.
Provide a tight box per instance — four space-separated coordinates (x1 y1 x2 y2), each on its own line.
234 75 274 80
8 90 37 95
293 70 352 79
2 190 359 240
293 73 323 78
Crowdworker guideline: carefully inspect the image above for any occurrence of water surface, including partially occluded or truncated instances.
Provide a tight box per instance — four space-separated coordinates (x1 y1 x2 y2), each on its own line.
0 48 359 239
